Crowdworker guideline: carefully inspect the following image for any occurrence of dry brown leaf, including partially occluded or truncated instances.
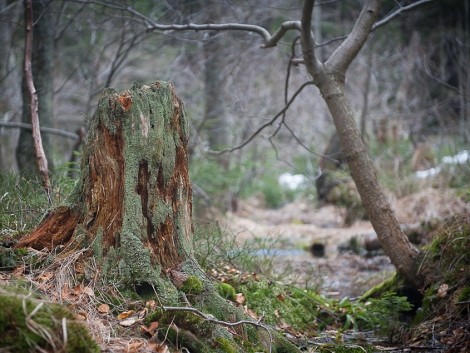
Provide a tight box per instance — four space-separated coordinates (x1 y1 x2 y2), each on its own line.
146 300 156 310
276 293 286 302
151 343 169 353
37 271 54 282
235 293 245 304
141 321 159 335
245 307 258 319
12 265 25 277
437 283 449 298
97 303 110 314
118 310 135 320
126 340 144 353
83 286 95 297
74 312 87 321
120 317 137 327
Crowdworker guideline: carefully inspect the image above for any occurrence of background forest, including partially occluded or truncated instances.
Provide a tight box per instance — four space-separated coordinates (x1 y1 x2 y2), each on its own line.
1 0 468 194
0 1 470 353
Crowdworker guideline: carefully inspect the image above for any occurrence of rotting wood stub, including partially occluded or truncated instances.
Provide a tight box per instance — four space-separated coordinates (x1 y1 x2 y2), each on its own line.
84 121 124 252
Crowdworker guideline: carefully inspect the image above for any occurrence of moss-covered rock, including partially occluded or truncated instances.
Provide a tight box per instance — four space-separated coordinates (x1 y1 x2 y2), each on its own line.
0 286 99 353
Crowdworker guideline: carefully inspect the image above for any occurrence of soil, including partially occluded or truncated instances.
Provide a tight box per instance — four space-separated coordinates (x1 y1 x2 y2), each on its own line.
220 188 470 298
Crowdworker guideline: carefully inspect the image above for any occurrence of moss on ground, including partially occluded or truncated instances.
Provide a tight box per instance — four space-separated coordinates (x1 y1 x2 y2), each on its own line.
0 285 99 353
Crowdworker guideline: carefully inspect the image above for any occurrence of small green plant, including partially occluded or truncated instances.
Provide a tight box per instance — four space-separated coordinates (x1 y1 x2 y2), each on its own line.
182 275 204 295
217 282 237 300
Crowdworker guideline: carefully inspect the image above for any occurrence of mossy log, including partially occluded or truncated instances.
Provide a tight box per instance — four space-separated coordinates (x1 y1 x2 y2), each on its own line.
16 82 300 353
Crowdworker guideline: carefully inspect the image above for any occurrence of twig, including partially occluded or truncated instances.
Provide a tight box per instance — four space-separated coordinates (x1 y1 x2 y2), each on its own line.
0 121 80 140
162 306 273 353
212 81 314 155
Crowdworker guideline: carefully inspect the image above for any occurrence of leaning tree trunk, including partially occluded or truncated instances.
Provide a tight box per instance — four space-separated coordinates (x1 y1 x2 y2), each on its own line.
16 82 299 353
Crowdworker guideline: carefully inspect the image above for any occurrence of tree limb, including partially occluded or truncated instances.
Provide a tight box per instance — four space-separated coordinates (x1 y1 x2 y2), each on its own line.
371 0 433 31
300 0 323 78
212 81 314 155
327 0 379 74
0 121 80 140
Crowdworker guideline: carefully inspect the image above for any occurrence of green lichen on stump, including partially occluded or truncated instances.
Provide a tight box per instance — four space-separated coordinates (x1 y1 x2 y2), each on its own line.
0 286 99 353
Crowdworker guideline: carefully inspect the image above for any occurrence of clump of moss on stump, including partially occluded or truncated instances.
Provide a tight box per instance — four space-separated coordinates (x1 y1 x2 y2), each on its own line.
0 286 99 353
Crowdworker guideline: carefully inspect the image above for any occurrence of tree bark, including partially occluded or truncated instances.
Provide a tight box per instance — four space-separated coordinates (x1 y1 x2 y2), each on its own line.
16 82 300 353
318 76 422 285
301 0 425 287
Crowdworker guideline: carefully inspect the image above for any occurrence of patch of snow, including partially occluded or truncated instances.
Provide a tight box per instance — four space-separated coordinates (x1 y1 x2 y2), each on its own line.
415 150 469 179
415 167 442 179
278 173 307 190
442 150 469 165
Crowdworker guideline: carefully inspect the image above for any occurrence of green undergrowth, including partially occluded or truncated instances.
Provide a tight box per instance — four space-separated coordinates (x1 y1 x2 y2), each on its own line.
0 285 99 353
0 170 76 235
221 274 413 335
414 214 470 324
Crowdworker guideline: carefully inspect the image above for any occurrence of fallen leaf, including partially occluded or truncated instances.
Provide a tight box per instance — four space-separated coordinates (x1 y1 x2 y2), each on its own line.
74 312 87 321
276 293 286 302
126 340 143 352
437 283 449 298
146 300 156 309
37 271 54 282
97 303 110 314
119 317 137 327
151 343 169 353
118 310 135 320
235 293 245 304
141 321 159 335
83 286 95 297
245 307 258 319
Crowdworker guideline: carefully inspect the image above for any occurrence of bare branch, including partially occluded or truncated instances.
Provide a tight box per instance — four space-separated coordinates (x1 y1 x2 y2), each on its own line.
95 3 299 48
264 21 301 47
212 81 314 155
327 0 379 74
162 306 273 353
318 1 432 55
0 121 80 140
300 0 323 77
372 0 433 31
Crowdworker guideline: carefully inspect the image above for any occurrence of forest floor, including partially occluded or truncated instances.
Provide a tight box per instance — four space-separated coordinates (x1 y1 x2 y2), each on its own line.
221 187 469 298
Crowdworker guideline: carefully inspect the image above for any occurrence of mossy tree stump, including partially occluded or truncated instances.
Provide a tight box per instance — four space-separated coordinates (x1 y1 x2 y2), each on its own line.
16 82 300 353
17 82 192 286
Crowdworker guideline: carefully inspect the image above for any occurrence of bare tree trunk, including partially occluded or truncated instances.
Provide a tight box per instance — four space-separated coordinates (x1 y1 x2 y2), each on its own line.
16 82 299 353
301 0 424 286
318 77 422 285
21 0 51 193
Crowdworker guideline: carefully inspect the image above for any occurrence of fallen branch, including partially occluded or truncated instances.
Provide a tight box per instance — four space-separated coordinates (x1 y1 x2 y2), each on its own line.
162 306 273 353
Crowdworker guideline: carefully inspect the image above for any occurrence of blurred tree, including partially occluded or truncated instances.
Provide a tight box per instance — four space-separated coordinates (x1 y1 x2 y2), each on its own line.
16 0 54 175
0 0 22 170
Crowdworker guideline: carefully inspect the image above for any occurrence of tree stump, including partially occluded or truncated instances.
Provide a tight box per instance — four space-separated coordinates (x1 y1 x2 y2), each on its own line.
16 82 300 353
17 82 192 285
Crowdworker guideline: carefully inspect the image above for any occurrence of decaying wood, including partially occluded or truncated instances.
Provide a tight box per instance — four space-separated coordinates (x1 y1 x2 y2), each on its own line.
17 82 192 276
